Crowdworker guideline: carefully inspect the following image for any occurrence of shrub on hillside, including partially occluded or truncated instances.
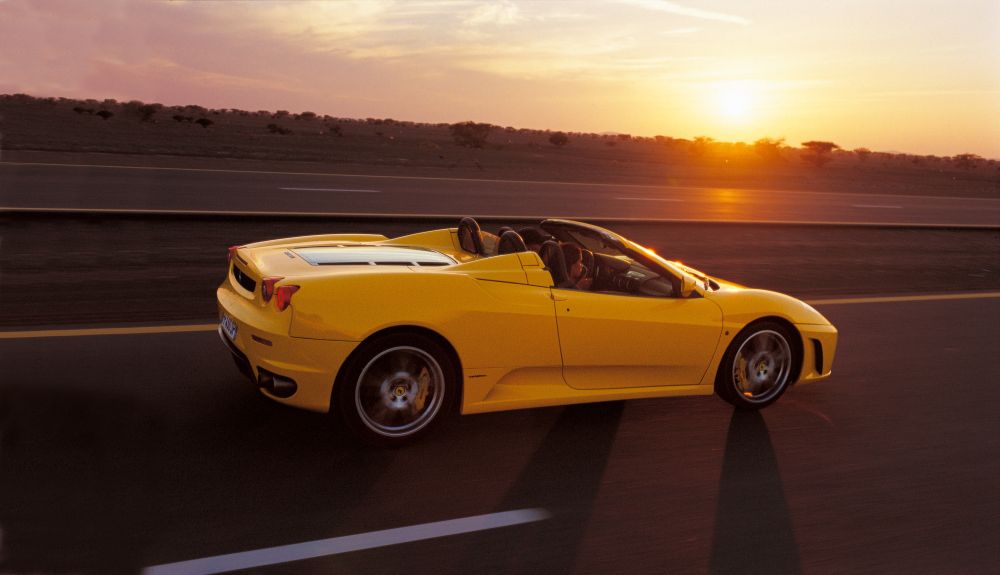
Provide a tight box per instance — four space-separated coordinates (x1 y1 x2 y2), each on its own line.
853 147 872 162
267 123 293 135
753 137 785 163
450 121 492 148
549 132 569 148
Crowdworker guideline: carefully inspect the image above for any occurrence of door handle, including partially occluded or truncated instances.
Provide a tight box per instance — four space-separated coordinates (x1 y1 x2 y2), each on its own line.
551 293 569 302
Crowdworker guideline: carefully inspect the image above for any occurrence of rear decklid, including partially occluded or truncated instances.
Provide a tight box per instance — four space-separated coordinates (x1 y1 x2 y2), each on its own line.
232 243 457 285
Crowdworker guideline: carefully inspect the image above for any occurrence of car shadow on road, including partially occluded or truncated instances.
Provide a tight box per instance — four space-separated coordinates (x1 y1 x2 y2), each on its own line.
449 400 625 574
709 409 801 575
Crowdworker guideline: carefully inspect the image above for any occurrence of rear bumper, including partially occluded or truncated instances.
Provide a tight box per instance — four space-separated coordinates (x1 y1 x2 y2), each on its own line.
795 323 838 385
218 325 255 383
217 288 359 413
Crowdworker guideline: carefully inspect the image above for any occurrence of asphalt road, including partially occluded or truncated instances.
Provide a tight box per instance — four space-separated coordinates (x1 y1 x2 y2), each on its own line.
1 297 998 574
3 162 999 226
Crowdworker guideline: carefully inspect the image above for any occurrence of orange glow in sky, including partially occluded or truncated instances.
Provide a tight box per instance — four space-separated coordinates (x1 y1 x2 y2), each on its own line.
0 0 997 157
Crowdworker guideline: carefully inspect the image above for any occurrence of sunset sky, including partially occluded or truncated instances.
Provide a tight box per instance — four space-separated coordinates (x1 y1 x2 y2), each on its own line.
1 0 998 157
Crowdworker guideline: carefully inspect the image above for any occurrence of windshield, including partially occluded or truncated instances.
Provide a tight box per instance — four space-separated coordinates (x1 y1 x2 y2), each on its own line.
546 221 708 290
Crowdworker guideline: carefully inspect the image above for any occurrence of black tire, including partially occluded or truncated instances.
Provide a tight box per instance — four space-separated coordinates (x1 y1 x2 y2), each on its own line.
715 321 799 410
335 332 458 447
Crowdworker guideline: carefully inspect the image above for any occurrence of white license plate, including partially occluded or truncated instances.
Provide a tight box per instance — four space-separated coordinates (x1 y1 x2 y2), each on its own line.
220 314 238 340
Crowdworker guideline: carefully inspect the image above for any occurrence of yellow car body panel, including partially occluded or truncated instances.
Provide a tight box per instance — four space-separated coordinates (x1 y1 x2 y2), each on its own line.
217 222 838 417
552 289 723 389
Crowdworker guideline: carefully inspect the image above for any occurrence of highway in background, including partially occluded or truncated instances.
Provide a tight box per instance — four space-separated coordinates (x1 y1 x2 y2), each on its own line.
1 297 998 573
2 161 999 226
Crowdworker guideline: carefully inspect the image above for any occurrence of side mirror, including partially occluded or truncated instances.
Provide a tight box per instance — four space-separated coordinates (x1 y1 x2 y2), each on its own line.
680 275 698 298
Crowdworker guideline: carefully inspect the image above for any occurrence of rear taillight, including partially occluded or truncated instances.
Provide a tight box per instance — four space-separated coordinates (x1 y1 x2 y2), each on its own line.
227 245 242 264
261 276 284 302
274 285 300 311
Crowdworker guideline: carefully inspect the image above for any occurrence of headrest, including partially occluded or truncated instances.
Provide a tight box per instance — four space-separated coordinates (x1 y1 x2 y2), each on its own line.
457 217 485 255
497 230 528 255
539 240 574 288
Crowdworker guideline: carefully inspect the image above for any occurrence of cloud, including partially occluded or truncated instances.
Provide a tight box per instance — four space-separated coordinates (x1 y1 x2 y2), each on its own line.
462 0 523 26
619 0 750 25
660 27 701 35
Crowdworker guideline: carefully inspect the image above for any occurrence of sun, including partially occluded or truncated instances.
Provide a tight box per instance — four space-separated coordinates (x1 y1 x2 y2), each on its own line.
711 80 759 122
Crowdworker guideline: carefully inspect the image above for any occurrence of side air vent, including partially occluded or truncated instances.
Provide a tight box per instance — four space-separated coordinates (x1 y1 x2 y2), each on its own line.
232 264 257 293
812 339 824 374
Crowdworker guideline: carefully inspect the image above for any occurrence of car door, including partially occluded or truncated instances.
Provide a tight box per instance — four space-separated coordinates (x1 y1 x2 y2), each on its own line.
552 288 723 390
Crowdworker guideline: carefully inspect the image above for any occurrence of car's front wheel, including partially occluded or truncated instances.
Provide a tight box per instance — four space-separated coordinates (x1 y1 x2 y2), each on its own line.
715 321 798 410
335 332 457 447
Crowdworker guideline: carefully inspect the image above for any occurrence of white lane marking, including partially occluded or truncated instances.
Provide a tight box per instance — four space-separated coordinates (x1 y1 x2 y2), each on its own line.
852 204 902 209
616 197 683 202
279 187 380 193
141 508 551 575
807 292 1000 305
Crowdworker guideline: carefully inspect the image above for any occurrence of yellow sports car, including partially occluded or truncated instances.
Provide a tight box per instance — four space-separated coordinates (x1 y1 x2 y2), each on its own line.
218 218 837 445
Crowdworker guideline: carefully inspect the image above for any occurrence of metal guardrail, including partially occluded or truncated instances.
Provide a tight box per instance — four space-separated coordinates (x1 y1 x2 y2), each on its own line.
3 206 998 230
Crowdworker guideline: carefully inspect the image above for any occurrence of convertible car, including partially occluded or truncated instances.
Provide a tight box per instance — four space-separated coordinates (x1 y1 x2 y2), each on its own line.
218 218 837 445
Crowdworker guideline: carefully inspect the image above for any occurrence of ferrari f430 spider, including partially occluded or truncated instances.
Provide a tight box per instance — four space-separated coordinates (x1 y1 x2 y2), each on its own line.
218 218 837 445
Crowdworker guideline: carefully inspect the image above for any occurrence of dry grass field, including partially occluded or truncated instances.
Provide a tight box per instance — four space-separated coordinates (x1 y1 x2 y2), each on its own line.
2 93 997 197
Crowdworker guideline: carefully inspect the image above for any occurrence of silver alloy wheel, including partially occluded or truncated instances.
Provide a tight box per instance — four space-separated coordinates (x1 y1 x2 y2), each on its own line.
731 329 792 404
354 346 445 438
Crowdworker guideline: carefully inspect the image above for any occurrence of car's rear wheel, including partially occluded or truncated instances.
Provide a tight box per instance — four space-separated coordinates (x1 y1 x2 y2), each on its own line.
716 321 798 410
335 332 457 446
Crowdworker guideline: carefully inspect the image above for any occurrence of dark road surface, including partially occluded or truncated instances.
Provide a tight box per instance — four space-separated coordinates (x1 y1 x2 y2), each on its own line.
1 298 998 574
3 162 999 226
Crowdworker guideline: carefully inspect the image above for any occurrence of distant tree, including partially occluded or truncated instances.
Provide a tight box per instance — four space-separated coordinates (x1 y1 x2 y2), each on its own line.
450 121 492 148
800 140 840 167
617 133 632 141
138 103 160 122
853 147 872 162
689 136 714 158
96 110 113 120
172 114 186 122
72 106 87 114
273 110 289 118
102 98 118 106
326 124 343 136
549 132 570 148
753 137 785 163
195 117 213 129
953 153 983 170
121 99 145 117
